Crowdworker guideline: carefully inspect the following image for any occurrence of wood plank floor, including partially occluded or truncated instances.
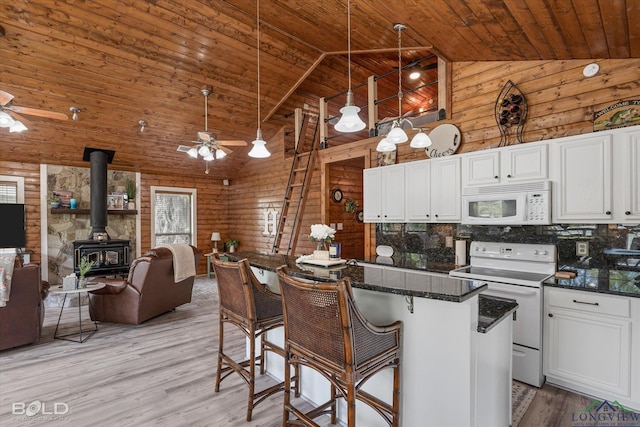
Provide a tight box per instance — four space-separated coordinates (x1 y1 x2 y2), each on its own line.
0 275 604 426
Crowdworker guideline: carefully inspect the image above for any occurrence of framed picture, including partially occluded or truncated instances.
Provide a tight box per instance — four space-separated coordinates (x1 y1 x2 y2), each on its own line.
355 209 364 223
107 194 125 210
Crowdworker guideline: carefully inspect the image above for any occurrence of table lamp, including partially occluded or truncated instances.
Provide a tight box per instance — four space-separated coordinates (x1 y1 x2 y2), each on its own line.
211 232 221 253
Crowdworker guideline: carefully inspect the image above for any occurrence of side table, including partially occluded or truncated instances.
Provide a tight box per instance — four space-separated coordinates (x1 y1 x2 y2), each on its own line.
49 282 106 343
205 252 217 278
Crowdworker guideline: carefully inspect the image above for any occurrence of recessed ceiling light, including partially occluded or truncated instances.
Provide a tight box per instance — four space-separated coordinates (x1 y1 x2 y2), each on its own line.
583 63 599 78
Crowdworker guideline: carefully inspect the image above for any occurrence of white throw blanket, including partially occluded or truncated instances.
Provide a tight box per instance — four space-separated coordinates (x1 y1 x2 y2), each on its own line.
158 244 196 283
0 254 16 308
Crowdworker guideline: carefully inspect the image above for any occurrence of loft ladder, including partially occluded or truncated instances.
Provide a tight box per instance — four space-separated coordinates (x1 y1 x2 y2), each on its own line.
272 108 319 255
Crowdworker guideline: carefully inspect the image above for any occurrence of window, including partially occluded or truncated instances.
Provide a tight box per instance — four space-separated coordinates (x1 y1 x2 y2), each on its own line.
0 176 25 254
150 186 197 247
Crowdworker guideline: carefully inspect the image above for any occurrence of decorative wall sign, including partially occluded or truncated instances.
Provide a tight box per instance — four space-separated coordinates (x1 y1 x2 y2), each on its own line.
262 209 278 236
376 149 396 167
594 100 640 131
425 124 461 158
495 80 527 146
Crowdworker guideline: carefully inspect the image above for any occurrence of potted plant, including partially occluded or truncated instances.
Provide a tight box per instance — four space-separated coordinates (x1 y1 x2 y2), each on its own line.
125 177 137 209
77 256 95 288
48 194 61 209
345 198 359 213
226 239 239 253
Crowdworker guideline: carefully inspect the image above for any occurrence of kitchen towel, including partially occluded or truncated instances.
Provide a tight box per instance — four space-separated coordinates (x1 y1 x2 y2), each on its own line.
455 240 467 266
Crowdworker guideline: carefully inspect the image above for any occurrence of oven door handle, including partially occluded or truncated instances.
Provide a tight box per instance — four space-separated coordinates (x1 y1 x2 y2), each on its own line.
487 287 538 297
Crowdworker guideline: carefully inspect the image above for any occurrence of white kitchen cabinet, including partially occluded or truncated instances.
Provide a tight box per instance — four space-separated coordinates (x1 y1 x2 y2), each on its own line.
551 133 613 222
430 156 461 222
462 143 548 187
405 160 431 222
544 288 632 400
615 128 640 221
363 164 404 222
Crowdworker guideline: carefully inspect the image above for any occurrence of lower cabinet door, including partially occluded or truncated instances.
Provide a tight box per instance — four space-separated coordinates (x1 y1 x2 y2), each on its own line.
545 307 631 397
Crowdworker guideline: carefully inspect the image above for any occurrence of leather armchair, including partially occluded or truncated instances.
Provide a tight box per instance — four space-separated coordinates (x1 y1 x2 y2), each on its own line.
88 245 202 325
0 259 49 351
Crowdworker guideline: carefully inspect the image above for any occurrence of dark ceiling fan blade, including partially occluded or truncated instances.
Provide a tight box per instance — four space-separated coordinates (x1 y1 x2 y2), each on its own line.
197 131 212 142
0 90 14 106
4 105 69 120
218 140 247 146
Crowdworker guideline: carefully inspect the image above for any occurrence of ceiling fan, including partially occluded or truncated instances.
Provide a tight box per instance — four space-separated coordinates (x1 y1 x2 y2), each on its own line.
0 89 69 132
177 88 247 162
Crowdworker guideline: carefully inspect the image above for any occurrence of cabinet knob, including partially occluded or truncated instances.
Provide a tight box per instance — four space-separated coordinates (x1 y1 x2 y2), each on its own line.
494 175 499 179
507 174 512 178
605 211 611 215
548 313 553 318
435 214 439 218
626 211 631 215
426 214 430 217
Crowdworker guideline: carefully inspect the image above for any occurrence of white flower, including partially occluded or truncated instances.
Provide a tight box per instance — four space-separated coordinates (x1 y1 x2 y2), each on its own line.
309 224 336 242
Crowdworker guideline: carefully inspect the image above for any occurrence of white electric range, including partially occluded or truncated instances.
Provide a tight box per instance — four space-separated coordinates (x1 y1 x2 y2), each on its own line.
450 241 557 387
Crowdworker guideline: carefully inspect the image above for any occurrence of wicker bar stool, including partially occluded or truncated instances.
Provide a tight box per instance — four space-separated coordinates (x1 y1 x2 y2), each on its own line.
213 256 294 421
276 266 401 427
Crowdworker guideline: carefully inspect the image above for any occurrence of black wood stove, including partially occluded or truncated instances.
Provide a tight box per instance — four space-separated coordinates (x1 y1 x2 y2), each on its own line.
73 148 131 277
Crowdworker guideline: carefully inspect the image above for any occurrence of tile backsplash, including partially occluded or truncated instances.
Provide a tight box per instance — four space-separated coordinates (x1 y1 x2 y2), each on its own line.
375 223 640 270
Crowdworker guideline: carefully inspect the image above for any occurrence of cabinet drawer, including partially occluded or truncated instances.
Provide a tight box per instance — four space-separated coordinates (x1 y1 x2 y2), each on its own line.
546 288 630 317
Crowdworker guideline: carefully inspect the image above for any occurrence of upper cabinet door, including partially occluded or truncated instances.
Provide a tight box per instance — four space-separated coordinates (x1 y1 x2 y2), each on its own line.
462 151 500 187
431 156 461 222
501 143 548 183
622 130 640 220
382 165 405 221
552 133 613 222
363 168 382 222
405 161 431 222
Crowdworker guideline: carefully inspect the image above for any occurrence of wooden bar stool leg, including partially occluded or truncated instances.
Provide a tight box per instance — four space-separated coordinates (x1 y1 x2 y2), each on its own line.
215 315 224 392
247 326 256 421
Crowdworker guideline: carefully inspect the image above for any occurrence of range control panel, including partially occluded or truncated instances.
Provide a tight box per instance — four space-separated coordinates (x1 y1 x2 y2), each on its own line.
470 241 556 263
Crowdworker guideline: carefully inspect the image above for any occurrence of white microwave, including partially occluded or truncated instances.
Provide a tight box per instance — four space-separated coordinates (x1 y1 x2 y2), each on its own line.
462 181 551 225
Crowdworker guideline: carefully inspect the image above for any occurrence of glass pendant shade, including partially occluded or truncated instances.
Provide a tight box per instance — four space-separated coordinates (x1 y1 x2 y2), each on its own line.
376 137 397 152
248 129 271 158
203 153 214 161
9 120 27 133
198 145 211 157
387 125 408 144
335 90 366 133
187 147 198 158
215 148 227 159
0 111 15 128
410 130 433 148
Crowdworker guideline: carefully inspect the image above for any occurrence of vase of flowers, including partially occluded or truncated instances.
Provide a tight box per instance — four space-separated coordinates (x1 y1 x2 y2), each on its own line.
77 256 95 288
309 224 336 260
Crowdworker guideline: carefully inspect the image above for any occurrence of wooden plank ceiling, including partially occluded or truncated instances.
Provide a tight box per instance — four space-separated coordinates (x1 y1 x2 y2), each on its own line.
1 1 638 179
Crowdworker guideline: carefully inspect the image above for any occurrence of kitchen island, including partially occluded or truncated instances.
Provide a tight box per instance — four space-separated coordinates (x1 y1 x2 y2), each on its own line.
226 252 517 427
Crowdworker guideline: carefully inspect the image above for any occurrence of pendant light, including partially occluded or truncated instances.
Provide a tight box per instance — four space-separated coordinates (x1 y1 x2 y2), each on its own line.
409 128 432 148
248 0 271 158
334 0 366 133
386 23 408 144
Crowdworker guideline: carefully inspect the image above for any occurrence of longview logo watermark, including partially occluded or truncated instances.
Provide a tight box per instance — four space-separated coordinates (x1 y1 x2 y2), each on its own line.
572 400 640 427
12 400 69 422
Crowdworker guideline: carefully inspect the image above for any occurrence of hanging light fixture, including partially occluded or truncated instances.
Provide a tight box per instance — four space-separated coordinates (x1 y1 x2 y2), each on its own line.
334 0 366 133
0 111 15 128
9 120 27 133
248 0 271 159
376 137 396 152
386 23 409 144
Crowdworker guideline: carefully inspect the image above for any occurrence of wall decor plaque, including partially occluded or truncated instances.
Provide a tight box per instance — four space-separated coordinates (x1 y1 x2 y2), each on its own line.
495 80 527 146
425 124 461 158
594 100 640 131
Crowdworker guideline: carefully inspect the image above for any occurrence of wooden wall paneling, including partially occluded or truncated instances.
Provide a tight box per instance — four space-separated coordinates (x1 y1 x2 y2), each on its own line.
0 162 42 264
327 161 364 260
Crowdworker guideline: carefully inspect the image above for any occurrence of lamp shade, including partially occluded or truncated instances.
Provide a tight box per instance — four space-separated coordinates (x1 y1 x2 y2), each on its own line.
248 130 271 158
9 120 28 133
410 130 433 148
387 125 408 144
187 147 198 158
335 105 366 133
0 111 15 128
376 137 397 152
211 232 221 242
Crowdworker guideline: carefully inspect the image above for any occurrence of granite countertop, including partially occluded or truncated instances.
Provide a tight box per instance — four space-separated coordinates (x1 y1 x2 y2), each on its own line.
544 265 640 298
228 251 484 302
226 252 518 334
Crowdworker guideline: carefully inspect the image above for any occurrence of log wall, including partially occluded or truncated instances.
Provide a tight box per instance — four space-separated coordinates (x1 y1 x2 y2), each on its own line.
3 59 640 266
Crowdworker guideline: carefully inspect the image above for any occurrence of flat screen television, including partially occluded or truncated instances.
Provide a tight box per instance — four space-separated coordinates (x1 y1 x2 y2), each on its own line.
0 203 26 248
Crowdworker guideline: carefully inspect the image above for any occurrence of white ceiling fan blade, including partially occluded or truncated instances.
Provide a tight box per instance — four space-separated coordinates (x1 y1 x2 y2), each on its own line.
0 90 14 107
